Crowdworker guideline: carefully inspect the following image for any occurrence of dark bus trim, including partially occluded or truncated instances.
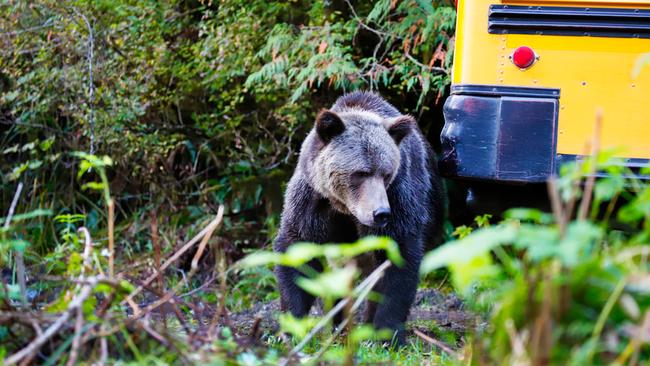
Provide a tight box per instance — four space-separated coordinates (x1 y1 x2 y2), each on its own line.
440 84 650 183
488 5 650 39
440 84 560 183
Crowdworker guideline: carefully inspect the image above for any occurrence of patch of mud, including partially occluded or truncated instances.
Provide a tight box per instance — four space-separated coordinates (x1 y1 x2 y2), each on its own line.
409 289 476 334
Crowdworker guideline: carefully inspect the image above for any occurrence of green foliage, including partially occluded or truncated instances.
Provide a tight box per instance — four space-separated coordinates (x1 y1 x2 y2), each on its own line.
246 1 455 108
240 236 403 268
1 1 455 258
421 153 650 364
240 236 403 358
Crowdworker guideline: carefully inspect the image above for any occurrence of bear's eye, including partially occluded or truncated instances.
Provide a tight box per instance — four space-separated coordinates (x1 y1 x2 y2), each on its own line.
350 171 371 184
351 171 371 180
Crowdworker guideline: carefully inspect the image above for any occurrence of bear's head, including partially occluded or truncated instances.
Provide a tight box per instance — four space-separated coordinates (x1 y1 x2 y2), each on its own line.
306 109 415 228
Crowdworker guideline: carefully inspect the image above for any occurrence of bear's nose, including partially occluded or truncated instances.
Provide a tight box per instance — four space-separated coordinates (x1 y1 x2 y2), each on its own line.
373 208 391 227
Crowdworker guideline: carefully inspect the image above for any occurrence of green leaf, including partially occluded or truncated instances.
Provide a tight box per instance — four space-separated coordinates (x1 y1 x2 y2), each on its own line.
278 313 319 339
238 251 281 268
282 243 325 267
327 236 403 266
449 252 501 295
420 225 517 275
505 208 554 225
82 182 106 191
296 265 358 298
559 221 602 267
514 224 560 262
0 209 52 226
349 324 392 343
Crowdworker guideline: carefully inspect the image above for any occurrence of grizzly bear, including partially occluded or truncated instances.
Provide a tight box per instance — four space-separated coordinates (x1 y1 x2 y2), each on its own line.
274 91 443 345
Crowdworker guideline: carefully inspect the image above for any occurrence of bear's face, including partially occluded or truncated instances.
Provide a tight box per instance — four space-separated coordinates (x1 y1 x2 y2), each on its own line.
308 109 414 228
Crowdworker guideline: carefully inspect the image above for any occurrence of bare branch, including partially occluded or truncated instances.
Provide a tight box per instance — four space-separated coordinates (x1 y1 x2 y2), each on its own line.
123 206 225 305
578 109 603 221
5 282 94 365
4 182 28 308
413 329 459 358
130 205 224 320
404 51 448 74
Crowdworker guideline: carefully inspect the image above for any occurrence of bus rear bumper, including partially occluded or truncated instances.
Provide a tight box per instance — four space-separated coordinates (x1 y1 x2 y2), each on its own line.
440 84 560 183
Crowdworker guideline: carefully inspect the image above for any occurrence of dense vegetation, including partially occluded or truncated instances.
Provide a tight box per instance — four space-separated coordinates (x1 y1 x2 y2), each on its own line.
1 0 454 254
2 1 649 365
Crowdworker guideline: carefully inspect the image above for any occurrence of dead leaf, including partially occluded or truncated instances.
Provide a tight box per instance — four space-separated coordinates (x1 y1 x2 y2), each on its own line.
318 41 328 54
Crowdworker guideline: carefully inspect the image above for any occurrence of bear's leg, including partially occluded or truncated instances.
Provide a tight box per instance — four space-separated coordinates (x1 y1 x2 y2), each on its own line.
372 246 422 346
275 259 322 317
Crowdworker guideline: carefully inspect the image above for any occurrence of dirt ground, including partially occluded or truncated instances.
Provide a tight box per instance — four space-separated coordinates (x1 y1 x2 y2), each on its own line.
224 288 478 348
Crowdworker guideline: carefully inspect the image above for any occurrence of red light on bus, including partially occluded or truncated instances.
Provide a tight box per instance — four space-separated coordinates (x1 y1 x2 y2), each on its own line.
510 46 537 69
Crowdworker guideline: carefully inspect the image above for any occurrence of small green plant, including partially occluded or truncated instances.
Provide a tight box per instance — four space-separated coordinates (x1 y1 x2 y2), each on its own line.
240 236 403 362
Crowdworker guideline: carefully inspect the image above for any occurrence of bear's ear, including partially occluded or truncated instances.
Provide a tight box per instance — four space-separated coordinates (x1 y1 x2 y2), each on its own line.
385 115 415 144
316 110 345 142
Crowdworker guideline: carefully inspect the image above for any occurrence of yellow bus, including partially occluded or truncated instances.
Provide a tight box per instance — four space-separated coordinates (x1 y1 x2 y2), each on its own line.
440 0 650 182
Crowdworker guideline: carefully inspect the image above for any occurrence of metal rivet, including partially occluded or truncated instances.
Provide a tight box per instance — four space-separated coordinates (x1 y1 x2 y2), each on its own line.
581 81 587 86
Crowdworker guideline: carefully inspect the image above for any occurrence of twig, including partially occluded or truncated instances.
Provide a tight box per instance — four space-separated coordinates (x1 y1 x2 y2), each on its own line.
123 207 225 305
5 281 95 365
547 179 566 237
66 308 84 366
286 260 392 360
404 51 449 74
67 227 94 366
133 320 169 346
179 273 216 298
98 336 108 366
586 277 626 363
108 199 115 278
5 182 27 308
0 18 55 37
130 205 224 320
151 211 163 292
578 109 603 221
413 329 459 358
312 261 389 360
3 182 23 229
208 246 229 339
77 227 94 277
505 319 530 366
343 0 390 37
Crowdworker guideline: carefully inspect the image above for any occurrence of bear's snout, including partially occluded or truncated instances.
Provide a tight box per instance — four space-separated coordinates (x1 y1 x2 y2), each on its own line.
373 207 391 227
